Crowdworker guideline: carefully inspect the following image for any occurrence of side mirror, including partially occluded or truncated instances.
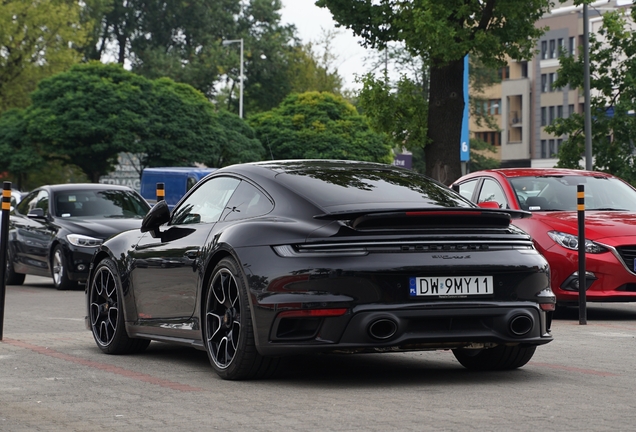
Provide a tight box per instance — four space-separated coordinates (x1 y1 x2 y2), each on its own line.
478 201 501 209
27 208 46 219
451 184 459 192
141 200 170 238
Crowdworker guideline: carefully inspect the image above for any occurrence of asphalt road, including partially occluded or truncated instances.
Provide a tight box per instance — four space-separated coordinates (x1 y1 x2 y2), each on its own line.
2 276 636 431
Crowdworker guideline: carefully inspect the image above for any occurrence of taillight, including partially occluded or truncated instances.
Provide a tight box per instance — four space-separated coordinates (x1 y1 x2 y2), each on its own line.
277 308 348 318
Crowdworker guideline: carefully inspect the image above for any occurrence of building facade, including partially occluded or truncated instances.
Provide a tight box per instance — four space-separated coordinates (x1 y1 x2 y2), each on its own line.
469 0 633 169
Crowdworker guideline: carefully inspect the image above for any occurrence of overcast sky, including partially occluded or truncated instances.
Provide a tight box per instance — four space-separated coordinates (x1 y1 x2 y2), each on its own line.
279 0 371 90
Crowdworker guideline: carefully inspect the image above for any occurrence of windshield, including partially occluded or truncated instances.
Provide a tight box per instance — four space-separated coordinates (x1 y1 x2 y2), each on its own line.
509 175 636 211
54 189 150 219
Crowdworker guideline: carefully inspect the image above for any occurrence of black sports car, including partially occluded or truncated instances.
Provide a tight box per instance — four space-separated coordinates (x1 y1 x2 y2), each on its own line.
86 160 555 380
8 184 150 289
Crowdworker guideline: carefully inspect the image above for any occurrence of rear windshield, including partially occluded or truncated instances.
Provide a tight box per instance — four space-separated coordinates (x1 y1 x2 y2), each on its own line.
276 166 472 210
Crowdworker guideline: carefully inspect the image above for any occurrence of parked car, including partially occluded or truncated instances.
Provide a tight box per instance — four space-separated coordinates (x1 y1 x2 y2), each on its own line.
7 184 150 289
452 167 636 306
140 167 217 209
86 160 554 380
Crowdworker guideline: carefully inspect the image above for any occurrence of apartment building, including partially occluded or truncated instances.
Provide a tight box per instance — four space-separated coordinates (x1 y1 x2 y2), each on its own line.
469 0 632 169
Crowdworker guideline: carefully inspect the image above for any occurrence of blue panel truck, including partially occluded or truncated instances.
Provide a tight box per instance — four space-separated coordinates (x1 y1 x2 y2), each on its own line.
140 167 217 208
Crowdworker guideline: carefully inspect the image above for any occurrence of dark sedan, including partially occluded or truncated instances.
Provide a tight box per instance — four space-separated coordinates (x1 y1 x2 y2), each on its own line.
86 160 555 380
7 184 150 289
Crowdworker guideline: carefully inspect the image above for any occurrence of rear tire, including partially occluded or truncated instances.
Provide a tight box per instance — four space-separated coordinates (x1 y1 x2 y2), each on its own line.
453 345 536 370
89 258 150 354
52 245 77 290
203 257 279 380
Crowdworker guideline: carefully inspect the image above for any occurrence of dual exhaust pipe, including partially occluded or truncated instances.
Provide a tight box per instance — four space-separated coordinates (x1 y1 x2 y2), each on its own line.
367 313 535 340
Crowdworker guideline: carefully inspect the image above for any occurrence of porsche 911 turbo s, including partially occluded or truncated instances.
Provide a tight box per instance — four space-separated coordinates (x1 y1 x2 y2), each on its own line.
86 160 555 380
7 184 150 289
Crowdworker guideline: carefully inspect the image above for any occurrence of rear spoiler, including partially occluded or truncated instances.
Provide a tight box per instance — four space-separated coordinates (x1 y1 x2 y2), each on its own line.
314 208 531 230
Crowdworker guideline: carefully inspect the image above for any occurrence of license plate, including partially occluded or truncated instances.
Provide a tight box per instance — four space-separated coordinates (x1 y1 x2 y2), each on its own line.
409 276 493 297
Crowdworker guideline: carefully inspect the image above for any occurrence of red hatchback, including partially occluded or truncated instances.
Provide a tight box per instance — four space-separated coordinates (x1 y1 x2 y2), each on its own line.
452 168 636 305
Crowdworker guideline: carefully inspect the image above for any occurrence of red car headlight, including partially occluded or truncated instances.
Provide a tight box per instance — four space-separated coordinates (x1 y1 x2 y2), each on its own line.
547 231 608 254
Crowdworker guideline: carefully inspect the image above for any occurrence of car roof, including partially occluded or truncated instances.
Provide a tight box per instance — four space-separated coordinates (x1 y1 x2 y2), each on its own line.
473 167 616 179
220 159 402 176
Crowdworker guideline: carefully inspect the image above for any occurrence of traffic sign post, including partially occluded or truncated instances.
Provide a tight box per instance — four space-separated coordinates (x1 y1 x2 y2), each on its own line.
0 181 12 340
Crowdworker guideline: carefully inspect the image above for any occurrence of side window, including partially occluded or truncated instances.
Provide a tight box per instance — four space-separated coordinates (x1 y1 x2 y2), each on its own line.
457 179 479 201
16 190 48 215
171 176 240 225
477 179 508 209
223 181 273 222
186 176 197 192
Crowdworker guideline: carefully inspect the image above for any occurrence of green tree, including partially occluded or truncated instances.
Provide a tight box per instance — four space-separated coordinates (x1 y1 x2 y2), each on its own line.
203 110 266 167
10 62 260 182
546 7 636 184
249 91 393 163
0 0 90 112
287 30 344 95
0 109 45 189
317 0 558 184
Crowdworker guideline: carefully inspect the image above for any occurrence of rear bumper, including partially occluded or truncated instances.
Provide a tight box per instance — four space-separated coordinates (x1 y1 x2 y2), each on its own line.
257 303 553 356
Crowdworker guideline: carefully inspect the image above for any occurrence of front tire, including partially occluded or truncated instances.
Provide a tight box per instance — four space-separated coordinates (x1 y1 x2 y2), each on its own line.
453 345 536 371
52 245 77 290
89 258 150 354
5 248 25 285
203 257 278 380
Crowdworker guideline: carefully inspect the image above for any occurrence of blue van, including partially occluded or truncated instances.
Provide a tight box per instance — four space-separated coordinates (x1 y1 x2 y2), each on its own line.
140 167 217 208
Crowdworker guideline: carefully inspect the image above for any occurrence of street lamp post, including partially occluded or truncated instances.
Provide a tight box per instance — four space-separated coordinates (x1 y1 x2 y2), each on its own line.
222 39 244 118
583 3 592 170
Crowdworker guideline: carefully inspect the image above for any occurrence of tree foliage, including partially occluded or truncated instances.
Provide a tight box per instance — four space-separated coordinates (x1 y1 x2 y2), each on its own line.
0 0 90 112
317 0 558 184
546 7 636 184
0 62 263 183
249 91 393 163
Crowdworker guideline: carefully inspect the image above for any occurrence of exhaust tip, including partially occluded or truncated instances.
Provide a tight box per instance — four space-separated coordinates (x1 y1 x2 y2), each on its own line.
509 314 533 336
368 318 398 340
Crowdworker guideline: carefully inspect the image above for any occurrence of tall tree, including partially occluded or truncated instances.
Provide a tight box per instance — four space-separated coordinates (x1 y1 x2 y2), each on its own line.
12 62 260 182
546 7 636 185
317 0 557 184
0 0 90 112
249 91 393 163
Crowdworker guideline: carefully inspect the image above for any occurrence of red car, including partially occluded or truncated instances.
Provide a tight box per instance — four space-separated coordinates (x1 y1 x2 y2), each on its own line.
452 168 636 306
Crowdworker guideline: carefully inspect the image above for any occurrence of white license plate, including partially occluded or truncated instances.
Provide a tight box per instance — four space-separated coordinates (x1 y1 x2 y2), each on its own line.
409 276 493 297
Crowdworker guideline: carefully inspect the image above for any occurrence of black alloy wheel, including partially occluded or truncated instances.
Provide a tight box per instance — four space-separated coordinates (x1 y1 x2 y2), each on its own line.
89 258 149 354
204 257 278 380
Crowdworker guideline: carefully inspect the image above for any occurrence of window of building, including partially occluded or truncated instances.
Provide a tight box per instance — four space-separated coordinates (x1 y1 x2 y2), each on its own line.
558 38 565 55
475 132 501 146
549 139 555 157
541 74 548 92
498 66 510 80
541 107 547 126
521 61 528 78
549 106 555 124
549 39 556 58
548 73 556 91
557 138 563 153
541 40 548 59
557 105 563 119
490 99 501 115
569 36 576 56
541 140 547 158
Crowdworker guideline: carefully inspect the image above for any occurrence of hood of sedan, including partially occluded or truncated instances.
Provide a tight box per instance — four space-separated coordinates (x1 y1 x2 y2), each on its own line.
529 211 636 241
56 217 143 240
